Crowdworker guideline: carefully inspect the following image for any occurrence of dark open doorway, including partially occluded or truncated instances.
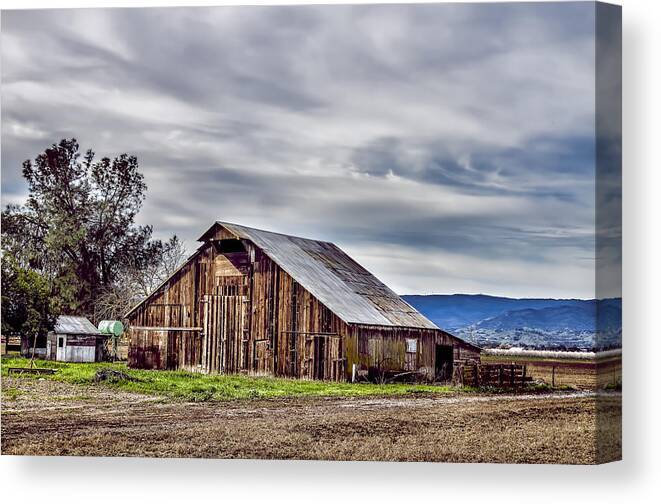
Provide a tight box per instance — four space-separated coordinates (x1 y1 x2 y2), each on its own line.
313 336 326 380
435 344 454 382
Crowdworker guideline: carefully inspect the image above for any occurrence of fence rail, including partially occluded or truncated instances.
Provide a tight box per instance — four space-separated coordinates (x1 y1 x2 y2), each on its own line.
454 363 532 387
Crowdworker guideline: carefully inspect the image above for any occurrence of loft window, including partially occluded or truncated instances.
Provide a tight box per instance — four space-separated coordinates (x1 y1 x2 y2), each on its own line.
405 338 418 371
406 338 417 353
214 239 245 253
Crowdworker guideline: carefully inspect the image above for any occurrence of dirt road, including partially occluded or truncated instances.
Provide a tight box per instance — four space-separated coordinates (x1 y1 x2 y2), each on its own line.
1 377 621 463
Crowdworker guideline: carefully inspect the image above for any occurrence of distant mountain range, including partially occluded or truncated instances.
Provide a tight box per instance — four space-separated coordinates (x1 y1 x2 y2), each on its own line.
402 294 622 351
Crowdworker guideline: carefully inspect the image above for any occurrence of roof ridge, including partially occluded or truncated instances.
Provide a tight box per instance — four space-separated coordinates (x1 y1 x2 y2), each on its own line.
217 221 336 245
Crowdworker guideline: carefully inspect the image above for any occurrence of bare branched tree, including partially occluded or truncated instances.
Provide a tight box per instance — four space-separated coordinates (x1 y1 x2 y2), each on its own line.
94 235 188 322
135 235 188 297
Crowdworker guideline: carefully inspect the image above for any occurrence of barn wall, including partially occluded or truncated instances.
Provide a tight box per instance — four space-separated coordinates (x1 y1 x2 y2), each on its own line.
345 326 481 381
128 328 203 371
128 240 348 380
245 241 349 380
128 328 166 369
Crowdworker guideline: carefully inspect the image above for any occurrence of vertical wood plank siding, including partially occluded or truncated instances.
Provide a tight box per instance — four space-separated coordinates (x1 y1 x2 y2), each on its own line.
128 234 480 381
345 326 481 381
128 241 349 380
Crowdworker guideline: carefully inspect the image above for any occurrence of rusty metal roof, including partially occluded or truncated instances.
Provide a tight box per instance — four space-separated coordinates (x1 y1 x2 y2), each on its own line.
217 222 438 329
54 315 101 335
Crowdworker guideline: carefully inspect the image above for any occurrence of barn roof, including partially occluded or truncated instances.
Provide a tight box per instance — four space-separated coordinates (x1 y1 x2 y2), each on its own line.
54 315 101 335
210 222 438 329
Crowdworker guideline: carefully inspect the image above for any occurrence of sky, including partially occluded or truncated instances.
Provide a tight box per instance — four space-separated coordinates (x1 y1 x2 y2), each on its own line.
1 2 603 298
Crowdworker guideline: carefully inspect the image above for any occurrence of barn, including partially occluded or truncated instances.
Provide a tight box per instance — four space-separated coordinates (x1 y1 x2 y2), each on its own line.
46 315 109 363
125 221 480 382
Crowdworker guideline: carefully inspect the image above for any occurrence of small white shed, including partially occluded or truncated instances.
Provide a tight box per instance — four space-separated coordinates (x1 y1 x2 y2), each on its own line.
46 316 109 363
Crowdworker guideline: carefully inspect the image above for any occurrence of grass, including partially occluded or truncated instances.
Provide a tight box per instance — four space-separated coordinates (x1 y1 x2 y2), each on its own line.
604 378 622 391
1 356 457 402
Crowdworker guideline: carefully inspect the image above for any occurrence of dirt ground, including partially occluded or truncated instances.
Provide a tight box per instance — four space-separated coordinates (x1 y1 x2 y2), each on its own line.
1 377 621 464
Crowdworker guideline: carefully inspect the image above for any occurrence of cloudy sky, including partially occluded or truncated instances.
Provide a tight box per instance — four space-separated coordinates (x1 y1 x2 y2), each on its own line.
2 2 601 298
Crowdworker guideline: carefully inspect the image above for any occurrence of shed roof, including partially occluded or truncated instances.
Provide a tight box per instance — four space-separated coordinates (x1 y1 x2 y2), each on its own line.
212 222 437 329
54 315 101 335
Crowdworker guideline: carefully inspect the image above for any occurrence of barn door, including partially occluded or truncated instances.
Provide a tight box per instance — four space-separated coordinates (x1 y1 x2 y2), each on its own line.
302 335 339 380
202 295 219 373
303 336 314 379
202 293 246 374
314 336 326 380
56 336 66 361
253 340 271 375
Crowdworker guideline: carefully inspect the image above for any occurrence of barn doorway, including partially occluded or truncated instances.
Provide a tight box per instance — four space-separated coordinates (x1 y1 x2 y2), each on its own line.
435 344 454 382
313 335 326 380
202 291 247 374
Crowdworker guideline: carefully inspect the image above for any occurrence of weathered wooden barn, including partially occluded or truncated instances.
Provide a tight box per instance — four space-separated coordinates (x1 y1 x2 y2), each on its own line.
46 316 109 363
126 222 480 381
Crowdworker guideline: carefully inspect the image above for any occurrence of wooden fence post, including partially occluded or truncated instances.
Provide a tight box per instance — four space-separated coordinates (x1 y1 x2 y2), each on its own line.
552 366 556 388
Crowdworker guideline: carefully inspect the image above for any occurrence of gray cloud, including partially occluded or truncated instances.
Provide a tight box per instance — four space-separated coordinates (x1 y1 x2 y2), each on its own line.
1 3 603 298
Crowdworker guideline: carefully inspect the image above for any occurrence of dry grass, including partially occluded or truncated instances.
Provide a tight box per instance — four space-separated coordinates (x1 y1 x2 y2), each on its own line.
1 376 621 464
482 354 622 389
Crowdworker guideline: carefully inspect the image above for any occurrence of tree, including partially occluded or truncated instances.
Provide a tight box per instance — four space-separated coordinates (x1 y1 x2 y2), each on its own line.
94 235 188 321
2 139 166 316
1 253 59 353
129 234 188 300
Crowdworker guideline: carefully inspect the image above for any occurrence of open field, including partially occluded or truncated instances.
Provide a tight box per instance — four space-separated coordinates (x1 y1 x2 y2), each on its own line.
1 373 621 463
481 352 622 390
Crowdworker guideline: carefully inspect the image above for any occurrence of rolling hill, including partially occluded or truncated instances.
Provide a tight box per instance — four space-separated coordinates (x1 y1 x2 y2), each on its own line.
402 294 622 350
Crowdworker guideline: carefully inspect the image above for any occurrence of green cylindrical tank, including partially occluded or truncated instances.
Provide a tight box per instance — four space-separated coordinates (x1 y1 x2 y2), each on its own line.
98 320 124 336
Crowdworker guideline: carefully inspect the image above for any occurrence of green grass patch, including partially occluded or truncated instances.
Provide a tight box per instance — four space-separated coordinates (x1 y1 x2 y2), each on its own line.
1 356 458 402
604 379 622 391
